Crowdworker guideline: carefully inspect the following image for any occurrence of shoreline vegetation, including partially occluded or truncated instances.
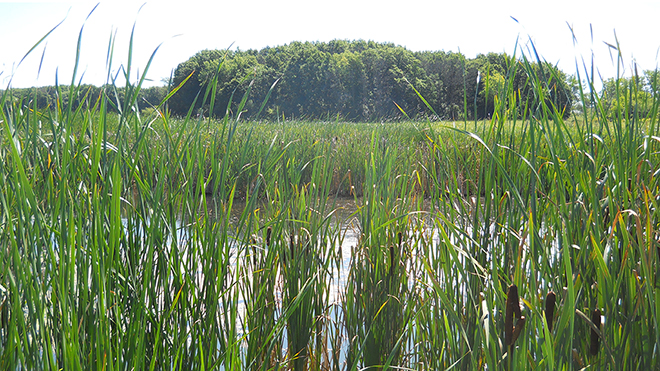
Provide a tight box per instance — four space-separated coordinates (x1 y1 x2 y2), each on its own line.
1 23 660 370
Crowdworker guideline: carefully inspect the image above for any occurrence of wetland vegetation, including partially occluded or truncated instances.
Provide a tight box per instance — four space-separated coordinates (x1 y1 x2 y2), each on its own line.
1 26 659 371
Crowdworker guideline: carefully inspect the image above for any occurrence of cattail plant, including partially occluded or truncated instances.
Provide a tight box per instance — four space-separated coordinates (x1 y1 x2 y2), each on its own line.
545 291 556 333
590 308 601 357
505 285 525 355
244 223 279 370
343 129 417 370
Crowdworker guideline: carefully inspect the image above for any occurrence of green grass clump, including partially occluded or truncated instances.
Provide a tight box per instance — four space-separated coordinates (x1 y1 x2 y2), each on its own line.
1 20 660 371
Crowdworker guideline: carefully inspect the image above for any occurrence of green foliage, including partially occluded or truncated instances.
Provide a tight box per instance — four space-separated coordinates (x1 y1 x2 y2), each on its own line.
168 49 227 115
7 41 574 123
167 40 573 121
599 72 658 120
3 21 660 371
5 84 167 114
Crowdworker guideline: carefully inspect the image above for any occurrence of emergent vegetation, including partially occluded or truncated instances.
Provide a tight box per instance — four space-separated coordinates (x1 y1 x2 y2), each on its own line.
1 24 659 371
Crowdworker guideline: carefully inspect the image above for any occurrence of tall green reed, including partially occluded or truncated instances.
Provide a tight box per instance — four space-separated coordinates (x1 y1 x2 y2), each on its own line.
342 128 422 369
0 13 278 369
396 33 659 371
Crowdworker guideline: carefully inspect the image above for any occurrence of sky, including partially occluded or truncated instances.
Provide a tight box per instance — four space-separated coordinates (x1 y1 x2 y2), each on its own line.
1 0 659 89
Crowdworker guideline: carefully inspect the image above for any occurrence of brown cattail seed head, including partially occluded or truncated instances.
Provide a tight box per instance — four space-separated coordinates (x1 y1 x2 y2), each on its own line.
590 308 601 356
545 291 556 333
266 227 272 247
505 284 520 346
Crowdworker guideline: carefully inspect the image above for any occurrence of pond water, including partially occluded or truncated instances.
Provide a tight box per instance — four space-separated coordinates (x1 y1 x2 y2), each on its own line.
103 195 555 368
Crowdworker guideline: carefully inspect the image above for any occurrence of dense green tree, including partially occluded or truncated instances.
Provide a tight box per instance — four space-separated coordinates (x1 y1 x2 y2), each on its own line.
328 51 366 119
645 69 660 96
8 40 577 122
138 86 168 109
600 74 655 120
416 51 468 119
277 42 333 118
169 49 227 116
200 52 270 117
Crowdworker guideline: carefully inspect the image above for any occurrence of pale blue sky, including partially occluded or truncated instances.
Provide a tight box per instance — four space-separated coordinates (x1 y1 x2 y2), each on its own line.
1 0 659 89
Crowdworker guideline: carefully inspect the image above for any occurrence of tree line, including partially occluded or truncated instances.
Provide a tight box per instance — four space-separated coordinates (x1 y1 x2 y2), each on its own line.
595 70 660 120
0 83 168 115
169 40 574 120
7 40 658 122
